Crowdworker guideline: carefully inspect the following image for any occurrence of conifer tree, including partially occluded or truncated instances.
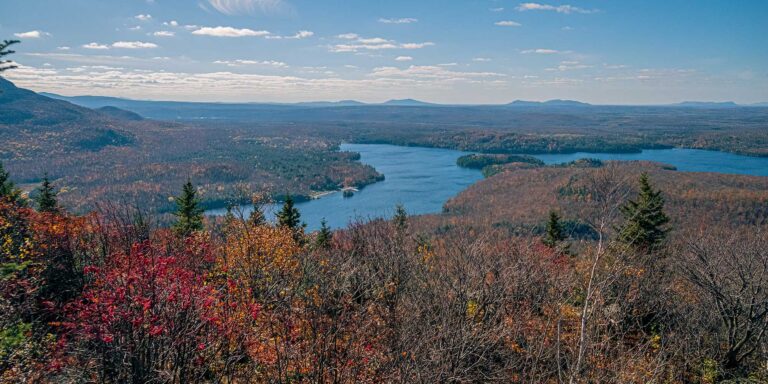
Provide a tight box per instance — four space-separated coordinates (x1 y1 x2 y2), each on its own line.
316 218 333 249
276 194 302 230
277 194 305 243
617 173 670 250
35 174 58 213
248 205 266 227
543 210 566 248
393 204 408 231
173 179 204 236
0 161 23 203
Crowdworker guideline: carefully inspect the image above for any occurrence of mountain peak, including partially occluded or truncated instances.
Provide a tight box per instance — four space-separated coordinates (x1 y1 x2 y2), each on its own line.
382 98 435 106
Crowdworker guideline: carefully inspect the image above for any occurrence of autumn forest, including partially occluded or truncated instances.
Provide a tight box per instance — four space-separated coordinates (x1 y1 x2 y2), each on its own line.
2 10 768 383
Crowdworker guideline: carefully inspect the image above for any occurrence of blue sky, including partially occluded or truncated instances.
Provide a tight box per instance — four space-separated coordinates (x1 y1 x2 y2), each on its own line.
1 0 766 104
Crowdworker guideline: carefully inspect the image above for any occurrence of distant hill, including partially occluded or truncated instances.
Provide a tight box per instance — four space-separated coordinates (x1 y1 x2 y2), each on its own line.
97 106 144 121
381 99 437 107
0 78 135 158
508 99 591 107
750 102 768 107
38 92 136 109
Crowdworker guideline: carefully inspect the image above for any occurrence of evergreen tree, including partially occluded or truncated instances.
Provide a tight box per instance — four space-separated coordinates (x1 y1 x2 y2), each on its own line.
173 179 204 236
277 194 305 243
0 39 20 74
276 195 302 230
393 204 408 231
0 161 23 203
248 205 267 227
617 173 670 250
316 218 333 249
35 174 58 213
543 210 566 248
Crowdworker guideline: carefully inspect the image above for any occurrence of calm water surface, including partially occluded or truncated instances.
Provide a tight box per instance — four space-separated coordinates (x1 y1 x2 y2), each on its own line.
533 148 768 177
208 144 484 230
209 145 768 231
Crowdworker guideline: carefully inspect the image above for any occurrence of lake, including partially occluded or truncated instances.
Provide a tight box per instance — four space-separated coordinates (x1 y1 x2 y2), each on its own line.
207 143 485 230
533 148 768 177
208 145 768 231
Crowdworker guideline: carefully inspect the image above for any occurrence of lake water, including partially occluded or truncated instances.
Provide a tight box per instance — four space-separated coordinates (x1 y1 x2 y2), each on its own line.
208 145 768 231
533 148 768 177
207 144 484 231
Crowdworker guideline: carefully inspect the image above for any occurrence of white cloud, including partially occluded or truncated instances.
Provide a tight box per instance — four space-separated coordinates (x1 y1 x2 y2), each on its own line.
207 0 287 15
495 21 522 27
265 30 314 39
401 42 434 49
129 26 142 31
14 30 49 39
521 48 561 54
490 7 504 12
25 52 177 66
547 60 592 71
164 20 179 27
82 42 110 50
369 65 505 81
379 17 418 24
57 46 71 51
473 57 492 62
291 30 314 39
330 35 433 53
112 41 158 49
135 14 152 21
515 3 597 14
192 26 271 37
153 31 175 37
214 59 288 67
395 56 413 61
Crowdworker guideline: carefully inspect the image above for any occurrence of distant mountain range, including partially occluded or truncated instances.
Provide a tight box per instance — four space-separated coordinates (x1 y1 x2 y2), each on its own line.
40 91 765 110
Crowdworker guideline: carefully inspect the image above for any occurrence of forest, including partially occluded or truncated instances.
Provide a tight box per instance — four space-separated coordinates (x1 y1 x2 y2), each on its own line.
3 148 768 383
0 77 383 215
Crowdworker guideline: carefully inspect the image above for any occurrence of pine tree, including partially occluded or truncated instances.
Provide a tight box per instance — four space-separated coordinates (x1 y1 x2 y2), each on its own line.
543 210 566 248
0 162 23 203
0 39 20 74
617 173 670 250
173 179 204 236
276 194 302 230
248 205 266 227
316 218 333 249
277 194 305 243
393 204 408 231
35 174 58 213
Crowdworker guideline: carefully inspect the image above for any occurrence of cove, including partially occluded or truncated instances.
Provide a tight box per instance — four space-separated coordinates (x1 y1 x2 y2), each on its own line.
207 143 484 231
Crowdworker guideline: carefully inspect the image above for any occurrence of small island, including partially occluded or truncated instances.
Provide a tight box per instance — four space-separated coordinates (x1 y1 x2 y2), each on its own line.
456 154 545 169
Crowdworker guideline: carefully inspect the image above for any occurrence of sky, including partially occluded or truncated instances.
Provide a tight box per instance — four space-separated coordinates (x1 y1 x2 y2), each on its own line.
1 0 767 104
